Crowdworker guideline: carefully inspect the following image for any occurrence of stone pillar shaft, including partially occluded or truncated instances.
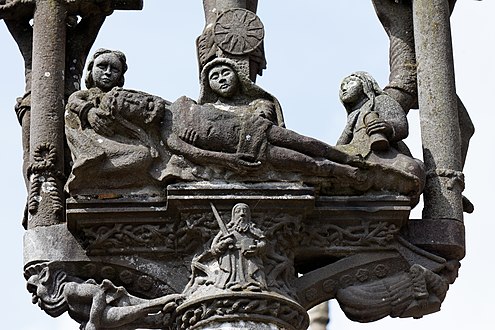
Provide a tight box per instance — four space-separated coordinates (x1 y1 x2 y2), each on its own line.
308 301 329 330
413 0 463 222
203 0 258 25
29 0 67 228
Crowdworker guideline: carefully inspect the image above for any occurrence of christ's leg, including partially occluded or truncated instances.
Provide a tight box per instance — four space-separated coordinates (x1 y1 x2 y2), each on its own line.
267 145 358 179
267 125 362 165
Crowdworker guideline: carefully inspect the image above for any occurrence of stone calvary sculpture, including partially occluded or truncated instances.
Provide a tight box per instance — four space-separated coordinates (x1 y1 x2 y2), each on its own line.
1 0 474 329
67 54 425 201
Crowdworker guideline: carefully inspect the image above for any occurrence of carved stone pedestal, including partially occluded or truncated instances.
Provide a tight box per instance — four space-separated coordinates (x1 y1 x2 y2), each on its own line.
174 292 308 330
20 182 461 329
197 323 281 330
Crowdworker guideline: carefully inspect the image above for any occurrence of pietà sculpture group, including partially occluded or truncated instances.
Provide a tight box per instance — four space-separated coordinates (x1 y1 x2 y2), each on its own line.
1 0 474 329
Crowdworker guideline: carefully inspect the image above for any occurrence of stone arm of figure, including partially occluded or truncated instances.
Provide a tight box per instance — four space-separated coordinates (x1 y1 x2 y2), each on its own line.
67 90 94 126
166 133 261 173
369 94 409 143
365 115 394 140
251 99 277 124
63 282 106 330
244 238 266 257
87 107 116 136
211 234 236 255
67 90 115 136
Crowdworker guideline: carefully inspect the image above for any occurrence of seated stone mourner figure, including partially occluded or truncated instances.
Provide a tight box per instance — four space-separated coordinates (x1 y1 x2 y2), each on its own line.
65 48 170 197
335 71 424 182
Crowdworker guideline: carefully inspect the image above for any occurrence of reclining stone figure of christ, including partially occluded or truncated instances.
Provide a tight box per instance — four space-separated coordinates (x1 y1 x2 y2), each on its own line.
164 58 362 180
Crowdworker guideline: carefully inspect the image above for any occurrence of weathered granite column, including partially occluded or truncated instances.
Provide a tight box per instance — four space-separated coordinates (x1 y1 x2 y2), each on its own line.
214 0 254 11
308 302 330 330
203 0 258 24
28 0 67 228
413 0 463 222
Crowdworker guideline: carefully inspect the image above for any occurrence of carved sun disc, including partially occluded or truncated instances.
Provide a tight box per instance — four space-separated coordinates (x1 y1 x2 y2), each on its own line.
214 8 264 55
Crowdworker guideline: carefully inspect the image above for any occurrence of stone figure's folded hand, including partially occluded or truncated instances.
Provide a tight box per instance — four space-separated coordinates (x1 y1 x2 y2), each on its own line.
87 107 115 136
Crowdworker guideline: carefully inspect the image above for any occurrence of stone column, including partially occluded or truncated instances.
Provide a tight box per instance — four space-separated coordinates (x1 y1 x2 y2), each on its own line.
412 0 463 222
308 301 329 330
217 0 247 11
203 0 258 24
28 0 67 228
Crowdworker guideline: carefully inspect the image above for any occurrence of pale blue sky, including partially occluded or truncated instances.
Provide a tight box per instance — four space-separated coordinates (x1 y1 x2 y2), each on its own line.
0 1 493 329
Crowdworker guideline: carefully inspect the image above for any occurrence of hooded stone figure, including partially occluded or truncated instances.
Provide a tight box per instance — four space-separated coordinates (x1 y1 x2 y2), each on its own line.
197 58 285 127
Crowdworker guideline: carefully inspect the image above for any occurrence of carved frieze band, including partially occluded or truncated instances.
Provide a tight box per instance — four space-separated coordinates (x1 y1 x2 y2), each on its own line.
174 293 309 330
300 221 400 249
